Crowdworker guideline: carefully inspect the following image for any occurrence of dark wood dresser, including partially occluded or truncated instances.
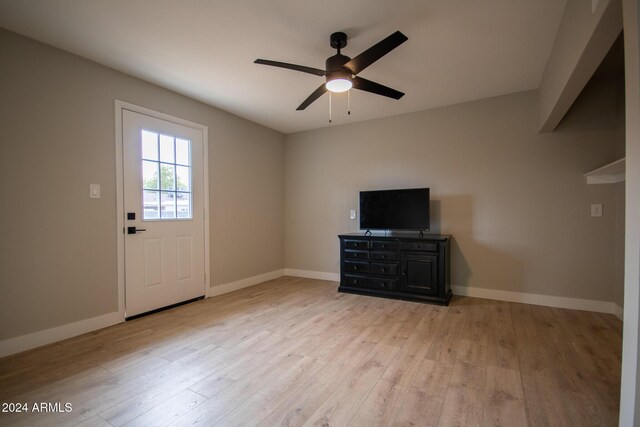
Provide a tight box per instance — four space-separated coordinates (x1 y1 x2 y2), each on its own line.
338 233 452 305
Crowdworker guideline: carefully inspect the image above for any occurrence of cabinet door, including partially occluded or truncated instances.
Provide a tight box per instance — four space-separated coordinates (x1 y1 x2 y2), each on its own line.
400 252 439 296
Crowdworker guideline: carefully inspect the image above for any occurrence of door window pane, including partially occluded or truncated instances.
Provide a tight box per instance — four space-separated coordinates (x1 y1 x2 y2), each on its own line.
143 161 159 190
159 164 175 191
160 192 176 219
176 138 190 165
141 129 192 220
159 134 175 163
176 192 191 218
176 165 190 191
142 130 158 161
143 190 160 219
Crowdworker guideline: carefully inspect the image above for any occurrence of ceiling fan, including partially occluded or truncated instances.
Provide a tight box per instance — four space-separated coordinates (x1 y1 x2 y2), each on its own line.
254 31 408 111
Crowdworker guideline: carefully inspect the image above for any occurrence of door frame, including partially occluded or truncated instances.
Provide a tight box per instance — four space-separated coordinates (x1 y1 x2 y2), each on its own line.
114 100 211 319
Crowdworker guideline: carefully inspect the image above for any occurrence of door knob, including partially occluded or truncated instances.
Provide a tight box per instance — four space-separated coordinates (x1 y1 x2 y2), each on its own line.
127 226 147 235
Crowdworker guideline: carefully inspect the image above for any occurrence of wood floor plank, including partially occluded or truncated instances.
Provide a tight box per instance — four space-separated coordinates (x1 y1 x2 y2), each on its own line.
392 359 452 427
253 327 379 427
211 356 326 426
301 343 400 427
348 307 443 427
0 277 622 427
122 389 208 427
171 352 304 425
438 385 485 427
482 365 527 427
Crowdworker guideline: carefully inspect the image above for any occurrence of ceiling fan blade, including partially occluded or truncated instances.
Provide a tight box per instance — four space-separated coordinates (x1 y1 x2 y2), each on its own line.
297 84 328 110
344 31 408 75
353 76 404 100
254 59 326 76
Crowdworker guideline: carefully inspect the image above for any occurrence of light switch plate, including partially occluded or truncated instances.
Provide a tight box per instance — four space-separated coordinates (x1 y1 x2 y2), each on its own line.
89 184 100 199
350 209 357 220
591 203 602 217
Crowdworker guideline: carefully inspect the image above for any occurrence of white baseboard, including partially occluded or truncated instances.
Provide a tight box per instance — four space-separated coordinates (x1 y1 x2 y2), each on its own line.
613 303 624 321
283 269 622 317
284 269 340 282
0 311 123 358
209 269 285 297
452 285 621 316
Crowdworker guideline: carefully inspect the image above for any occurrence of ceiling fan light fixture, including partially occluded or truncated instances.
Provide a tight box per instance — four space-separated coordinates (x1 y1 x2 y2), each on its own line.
325 70 352 93
326 78 352 93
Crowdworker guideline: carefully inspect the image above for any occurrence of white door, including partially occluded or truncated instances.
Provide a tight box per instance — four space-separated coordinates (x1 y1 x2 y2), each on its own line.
123 109 205 317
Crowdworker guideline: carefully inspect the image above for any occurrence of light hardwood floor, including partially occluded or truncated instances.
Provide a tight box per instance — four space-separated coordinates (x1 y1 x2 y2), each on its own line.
0 277 622 426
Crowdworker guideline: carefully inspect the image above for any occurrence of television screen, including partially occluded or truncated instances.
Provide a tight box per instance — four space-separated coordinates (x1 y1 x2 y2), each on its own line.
359 188 430 231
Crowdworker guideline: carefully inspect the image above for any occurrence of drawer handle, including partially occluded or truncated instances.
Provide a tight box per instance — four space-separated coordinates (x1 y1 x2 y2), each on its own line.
381 283 386 287
353 279 358 284
381 268 386 272
353 266 358 270
381 255 386 259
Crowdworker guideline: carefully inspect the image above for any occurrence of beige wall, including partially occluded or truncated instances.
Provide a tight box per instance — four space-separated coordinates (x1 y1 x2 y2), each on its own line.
0 29 285 341
557 43 626 308
285 90 619 301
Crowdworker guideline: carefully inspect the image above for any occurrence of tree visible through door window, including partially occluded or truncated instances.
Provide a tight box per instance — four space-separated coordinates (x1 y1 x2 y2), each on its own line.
141 129 192 220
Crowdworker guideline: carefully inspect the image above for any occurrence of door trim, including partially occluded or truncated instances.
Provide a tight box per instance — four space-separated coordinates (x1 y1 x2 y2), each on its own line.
114 100 211 320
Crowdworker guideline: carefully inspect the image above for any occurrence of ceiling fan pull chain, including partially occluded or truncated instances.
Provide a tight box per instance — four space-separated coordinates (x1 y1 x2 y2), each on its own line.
329 92 332 123
348 90 351 115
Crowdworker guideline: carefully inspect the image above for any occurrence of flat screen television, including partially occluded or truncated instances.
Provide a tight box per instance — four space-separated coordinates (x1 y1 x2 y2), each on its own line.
359 188 430 231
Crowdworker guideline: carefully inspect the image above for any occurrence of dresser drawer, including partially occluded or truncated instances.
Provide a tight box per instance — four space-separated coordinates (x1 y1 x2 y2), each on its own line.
344 250 369 260
370 262 397 276
344 240 369 250
399 242 438 252
371 241 398 251
343 275 369 288
344 260 369 274
369 277 398 291
369 251 397 261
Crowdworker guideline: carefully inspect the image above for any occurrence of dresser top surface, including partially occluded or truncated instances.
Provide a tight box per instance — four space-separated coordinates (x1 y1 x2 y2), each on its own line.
338 232 450 241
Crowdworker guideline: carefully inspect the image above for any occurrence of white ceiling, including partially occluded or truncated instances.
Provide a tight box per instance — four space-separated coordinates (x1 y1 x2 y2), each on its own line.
0 0 567 134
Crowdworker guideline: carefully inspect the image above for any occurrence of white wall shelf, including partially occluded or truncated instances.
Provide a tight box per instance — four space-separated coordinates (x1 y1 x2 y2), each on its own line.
584 158 625 184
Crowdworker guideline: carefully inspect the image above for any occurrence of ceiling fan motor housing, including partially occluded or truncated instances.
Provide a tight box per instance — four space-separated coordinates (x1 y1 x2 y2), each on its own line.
327 32 351 83
326 53 352 84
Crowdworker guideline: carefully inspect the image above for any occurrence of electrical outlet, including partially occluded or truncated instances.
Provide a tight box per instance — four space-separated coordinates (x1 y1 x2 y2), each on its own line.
591 203 603 217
